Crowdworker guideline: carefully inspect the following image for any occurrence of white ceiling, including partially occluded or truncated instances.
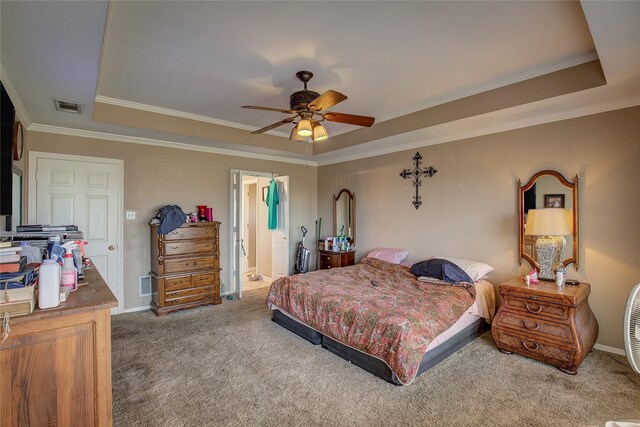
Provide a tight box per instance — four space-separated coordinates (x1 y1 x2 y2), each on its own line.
1 1 639 164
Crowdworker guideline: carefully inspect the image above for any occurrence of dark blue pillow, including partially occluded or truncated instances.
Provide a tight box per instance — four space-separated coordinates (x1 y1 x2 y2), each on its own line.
410 259 474 284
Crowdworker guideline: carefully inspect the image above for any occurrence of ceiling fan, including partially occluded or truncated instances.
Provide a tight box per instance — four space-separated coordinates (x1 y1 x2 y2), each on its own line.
242 70 375 142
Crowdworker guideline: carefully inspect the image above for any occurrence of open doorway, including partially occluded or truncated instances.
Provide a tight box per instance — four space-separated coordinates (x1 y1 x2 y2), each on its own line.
230 170 289 298
241 177 273 292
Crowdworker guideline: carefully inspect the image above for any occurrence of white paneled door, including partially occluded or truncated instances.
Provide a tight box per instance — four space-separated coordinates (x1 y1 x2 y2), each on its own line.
30 152 123 313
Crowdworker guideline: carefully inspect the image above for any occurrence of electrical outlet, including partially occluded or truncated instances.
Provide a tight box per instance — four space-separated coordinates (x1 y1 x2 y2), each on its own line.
126 211 136 220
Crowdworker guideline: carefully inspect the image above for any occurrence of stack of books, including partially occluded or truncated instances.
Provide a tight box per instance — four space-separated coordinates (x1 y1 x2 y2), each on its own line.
0 243 25 273
1 242 37 317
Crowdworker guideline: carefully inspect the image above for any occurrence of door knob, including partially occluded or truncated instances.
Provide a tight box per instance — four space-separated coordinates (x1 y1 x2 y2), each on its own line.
108 245 116 251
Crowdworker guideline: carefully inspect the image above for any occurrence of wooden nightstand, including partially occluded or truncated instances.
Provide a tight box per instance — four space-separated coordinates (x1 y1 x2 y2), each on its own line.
318 249 355 270
492 277 598 374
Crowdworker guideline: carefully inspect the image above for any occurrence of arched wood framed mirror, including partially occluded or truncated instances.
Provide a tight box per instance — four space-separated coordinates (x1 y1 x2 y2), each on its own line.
519 170 579 273
334 189 356 243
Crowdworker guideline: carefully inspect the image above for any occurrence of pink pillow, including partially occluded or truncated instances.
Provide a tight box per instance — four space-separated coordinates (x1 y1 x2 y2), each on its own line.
366 248 410 264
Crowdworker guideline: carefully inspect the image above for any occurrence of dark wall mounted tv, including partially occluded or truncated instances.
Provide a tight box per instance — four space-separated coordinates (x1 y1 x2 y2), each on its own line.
1 82 16 216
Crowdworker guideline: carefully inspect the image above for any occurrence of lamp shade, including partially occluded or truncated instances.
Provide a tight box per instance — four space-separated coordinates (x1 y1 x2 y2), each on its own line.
297 119 313 137
289 125 306 142
525 208 571 236
312 122 328 141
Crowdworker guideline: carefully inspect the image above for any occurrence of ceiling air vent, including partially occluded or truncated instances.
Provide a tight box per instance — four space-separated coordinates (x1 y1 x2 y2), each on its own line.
54 99 81 114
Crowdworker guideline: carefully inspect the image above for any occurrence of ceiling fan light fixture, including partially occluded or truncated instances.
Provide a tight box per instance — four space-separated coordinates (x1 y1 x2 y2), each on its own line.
297 119 313 137
289 124 306 142
312 122 328 142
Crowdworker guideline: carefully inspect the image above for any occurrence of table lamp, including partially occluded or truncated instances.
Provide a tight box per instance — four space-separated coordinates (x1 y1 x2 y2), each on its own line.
525 208 571 280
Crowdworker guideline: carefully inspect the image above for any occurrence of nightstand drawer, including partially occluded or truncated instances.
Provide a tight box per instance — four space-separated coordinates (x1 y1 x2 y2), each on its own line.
494 329 575 366
497 312 573 344
320 259 335 270
503 295 569 321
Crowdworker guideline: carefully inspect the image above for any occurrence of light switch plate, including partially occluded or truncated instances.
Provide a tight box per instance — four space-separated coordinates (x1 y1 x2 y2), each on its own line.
126 211 136 220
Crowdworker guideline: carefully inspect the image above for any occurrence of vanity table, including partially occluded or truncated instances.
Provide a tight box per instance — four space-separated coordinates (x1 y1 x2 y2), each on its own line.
319 249 356 270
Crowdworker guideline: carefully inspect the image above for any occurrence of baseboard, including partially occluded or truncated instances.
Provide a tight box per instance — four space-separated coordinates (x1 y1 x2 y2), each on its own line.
121 305 151 314
594 343 626 356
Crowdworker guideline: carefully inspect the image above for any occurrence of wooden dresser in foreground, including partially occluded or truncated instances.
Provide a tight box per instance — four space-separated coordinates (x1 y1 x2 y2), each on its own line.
0 268 117 426
492 277 598 374
150 222 222 316
318 249 356 270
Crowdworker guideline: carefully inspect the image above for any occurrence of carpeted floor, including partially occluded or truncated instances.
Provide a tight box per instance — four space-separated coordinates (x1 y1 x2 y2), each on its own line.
112 287 640 427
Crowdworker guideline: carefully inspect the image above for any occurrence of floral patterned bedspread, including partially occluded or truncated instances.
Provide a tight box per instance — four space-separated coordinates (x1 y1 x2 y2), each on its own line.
266 257 476 385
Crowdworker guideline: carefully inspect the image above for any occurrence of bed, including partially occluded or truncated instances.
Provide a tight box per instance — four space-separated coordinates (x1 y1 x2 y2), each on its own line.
266 257 495 385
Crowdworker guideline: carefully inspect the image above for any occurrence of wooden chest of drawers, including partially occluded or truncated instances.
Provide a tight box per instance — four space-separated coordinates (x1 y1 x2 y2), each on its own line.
492 277 598 374
150 222 222 315
319 249 355 270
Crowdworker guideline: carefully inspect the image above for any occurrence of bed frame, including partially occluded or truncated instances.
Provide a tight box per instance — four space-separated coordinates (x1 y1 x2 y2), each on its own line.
272 308 490 385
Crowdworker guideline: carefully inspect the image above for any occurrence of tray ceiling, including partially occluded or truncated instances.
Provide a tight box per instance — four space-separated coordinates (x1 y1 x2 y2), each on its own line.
2 1 639 164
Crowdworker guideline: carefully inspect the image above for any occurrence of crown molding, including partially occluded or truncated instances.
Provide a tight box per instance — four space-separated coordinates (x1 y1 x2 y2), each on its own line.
1 64 33 128
316 95 640 166
26 95 639 168
373 50 600 126
27 123 317 166
94 95 291 138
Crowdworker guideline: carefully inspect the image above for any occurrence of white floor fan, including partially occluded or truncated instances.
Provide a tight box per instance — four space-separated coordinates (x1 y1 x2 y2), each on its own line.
604 287 640 427
624 283 640 374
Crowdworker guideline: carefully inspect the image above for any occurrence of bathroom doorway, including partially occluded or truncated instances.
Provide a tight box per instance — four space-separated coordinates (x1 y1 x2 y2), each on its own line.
230 170 289 298
241 177 273 292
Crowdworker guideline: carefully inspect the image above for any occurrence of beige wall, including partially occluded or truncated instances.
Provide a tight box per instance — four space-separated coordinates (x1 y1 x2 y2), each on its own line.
318 106 640 349
25 132 317 309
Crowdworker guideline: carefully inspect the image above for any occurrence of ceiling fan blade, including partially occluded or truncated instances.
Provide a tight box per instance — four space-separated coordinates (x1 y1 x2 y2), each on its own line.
322 112 375 127
308 90 348 112
251 116 297 134
242 105 297 114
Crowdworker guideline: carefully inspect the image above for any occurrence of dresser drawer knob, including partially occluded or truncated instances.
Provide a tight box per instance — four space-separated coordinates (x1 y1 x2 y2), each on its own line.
523 320 541 330
524 302 543 314
170 292 177 297
170 246 178 249
521 339 539 351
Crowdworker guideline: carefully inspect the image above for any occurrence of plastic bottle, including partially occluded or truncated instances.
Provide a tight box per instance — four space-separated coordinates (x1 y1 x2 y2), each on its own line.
556 265 565 287
39 259 61 309
18 241 42 264
61 242 78 291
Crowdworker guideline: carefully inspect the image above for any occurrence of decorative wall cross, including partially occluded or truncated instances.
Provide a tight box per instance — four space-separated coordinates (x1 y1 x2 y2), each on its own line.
399 152 437 209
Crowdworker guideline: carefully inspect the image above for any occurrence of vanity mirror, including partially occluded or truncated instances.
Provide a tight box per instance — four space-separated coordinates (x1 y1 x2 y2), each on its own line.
518 170 579 277
334 189 355 243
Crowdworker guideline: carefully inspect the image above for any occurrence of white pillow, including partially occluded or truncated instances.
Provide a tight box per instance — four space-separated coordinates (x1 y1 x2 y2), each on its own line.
433 256 494 282
366 248 410 264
